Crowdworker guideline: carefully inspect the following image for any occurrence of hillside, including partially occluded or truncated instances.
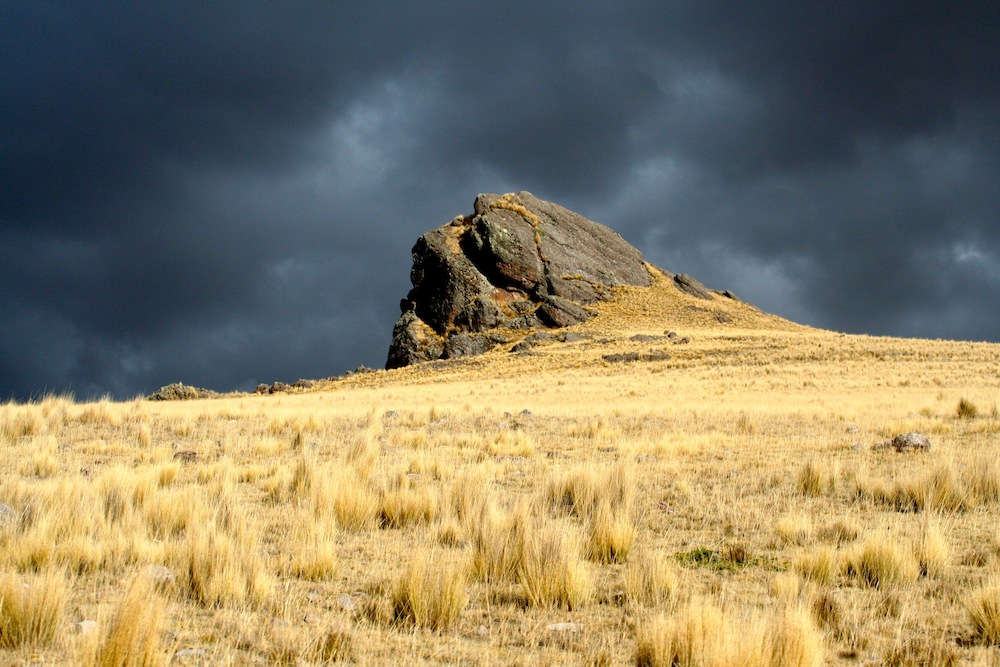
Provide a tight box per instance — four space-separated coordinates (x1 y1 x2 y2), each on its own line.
2 267 1000 665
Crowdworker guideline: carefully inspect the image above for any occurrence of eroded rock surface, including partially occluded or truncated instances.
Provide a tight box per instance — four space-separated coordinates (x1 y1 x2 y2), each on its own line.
386 192 652 368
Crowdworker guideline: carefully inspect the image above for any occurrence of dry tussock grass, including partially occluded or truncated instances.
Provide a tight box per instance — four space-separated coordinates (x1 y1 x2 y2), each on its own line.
1 277 999 662
0 568 66 649
83 575 165 667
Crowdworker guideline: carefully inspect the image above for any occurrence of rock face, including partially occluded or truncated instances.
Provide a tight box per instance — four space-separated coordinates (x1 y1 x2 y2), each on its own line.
386 192 653 368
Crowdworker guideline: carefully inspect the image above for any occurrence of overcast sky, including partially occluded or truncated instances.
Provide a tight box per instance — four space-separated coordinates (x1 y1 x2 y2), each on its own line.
2 2 998 400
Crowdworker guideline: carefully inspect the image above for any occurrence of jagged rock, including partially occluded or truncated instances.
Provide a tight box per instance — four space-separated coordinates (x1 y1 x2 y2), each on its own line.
387 192 652 368
147 383 218 401
443 332 496 359
673 274 713 300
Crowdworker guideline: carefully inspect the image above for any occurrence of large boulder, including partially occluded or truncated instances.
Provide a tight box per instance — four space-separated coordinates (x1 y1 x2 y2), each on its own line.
386 192 652 368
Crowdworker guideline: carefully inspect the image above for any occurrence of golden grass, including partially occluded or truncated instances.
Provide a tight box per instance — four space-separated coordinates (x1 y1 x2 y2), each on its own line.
518 520 592 609
1 276 999 662
967 582 1000 645
635 601 822 667
390 549 468 631
84 575 165 667
0 568 66 649
623 549 678 607
844 535 920 589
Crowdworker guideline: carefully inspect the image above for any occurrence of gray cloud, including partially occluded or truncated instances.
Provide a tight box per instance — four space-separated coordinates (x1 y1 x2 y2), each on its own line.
2 2 998 399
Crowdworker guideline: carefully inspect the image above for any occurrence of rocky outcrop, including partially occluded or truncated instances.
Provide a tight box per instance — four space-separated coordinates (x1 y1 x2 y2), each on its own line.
386 192 653 368
147 383 218 401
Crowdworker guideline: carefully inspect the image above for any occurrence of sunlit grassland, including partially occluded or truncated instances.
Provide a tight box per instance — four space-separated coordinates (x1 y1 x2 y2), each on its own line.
2 276 1000 665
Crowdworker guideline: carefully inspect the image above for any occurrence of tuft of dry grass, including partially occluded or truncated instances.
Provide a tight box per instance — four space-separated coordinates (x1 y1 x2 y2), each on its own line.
309 624 355 663
636 601 728 667
968 455 1000 504
797 460 838 497
795 546 838 585
378 476 438 528
587 502 637 564
766 607 823 667
285 513 339 581
775 512 813 546
623 549 677 608
470 504 525 584
956 398 979 419
333 470 379 531
636 601 823 667
913 520 949 577
181 518 273 608
0 568 67 649
390 550 468 631
547 460 636 521
84 575 166 667
519 522 592 609
844 535 920 589
967 583 1000 645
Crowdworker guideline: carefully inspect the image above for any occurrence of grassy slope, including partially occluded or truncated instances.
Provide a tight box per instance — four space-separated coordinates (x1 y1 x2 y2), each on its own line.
2 271 1000 665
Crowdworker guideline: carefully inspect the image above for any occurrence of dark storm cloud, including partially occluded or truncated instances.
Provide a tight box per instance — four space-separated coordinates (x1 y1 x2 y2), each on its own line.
2 2 998 400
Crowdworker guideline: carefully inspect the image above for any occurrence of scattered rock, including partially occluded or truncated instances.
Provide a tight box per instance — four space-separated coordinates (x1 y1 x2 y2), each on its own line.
255 383 270 394
673 337 691 345
336 594 358 612
561 331 586 343
269 381 289 393
303 612 323 625
174 648 208 658
602 351 671 364
172 450 198 463
75 620 98 635
874 432 932 453
142 564 176 589
846 426 859 434
901 434 932 451
665 331 678 339
510 341 535 354
0 502 16 527
293 378 315 389
630 334 669 342
546 622 583 633
715 311 733 324
147 383 218 401
720 290 741 301
673 273 714 300
386 192 653 368
636 454 658 464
